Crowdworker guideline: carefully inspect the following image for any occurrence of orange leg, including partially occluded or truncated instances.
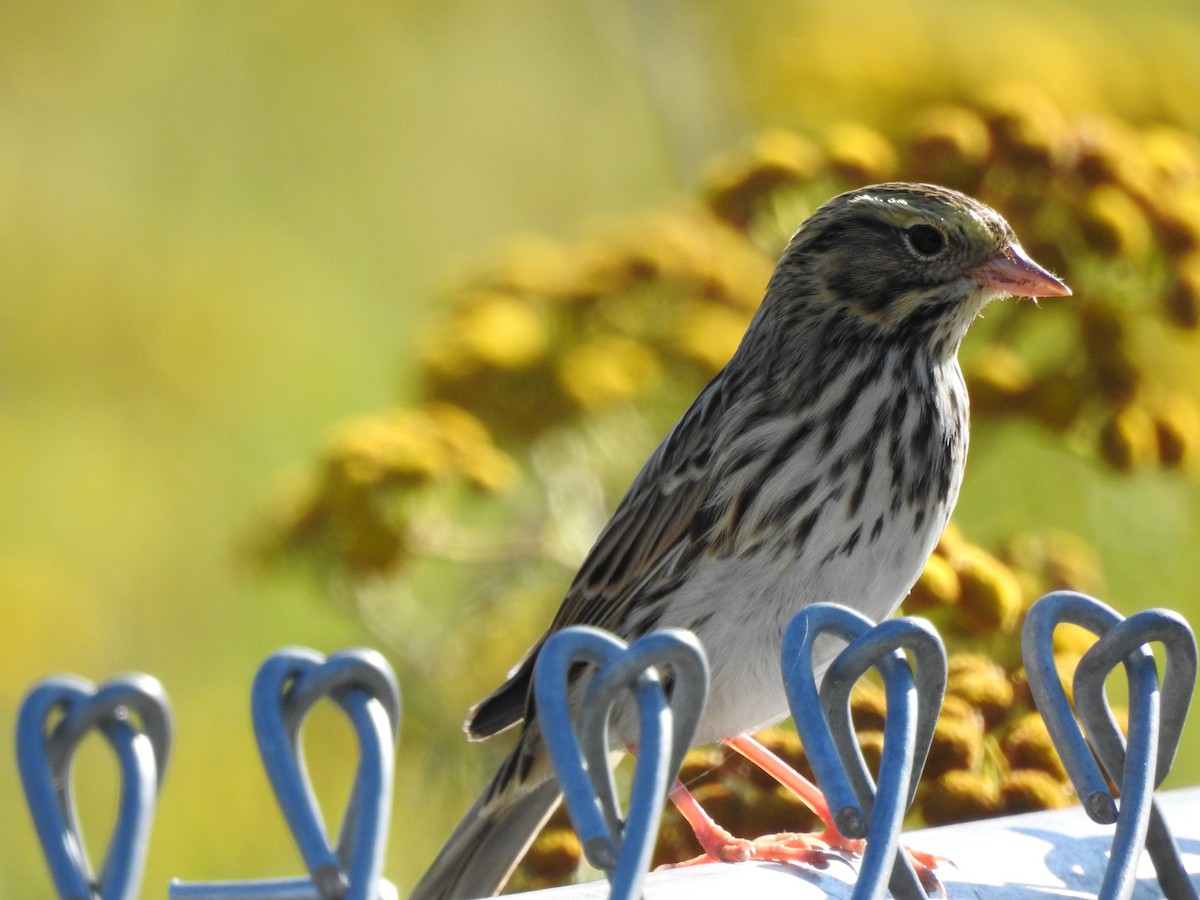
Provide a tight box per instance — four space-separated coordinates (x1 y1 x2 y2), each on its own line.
723 733 945 891
722 735 838 830
665 777 837 870
667 778 753 864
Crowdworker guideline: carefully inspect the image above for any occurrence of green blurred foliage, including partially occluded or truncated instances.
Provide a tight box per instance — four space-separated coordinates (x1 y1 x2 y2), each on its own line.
2 1 1200 896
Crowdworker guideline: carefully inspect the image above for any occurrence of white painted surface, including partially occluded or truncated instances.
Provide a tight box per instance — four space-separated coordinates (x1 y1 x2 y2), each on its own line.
511 786 1200 899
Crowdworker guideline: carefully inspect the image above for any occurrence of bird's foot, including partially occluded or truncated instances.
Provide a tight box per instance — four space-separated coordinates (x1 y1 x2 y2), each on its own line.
663 780 842 870
810 824 862 857
661 828 753 867
720 734 946 893
668 830 944 893
661 826 844 871
743 831 846 869
813 826 947 894
906 847 950 896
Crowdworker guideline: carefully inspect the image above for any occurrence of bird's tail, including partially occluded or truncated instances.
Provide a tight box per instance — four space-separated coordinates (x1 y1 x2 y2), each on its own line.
409 758 562 900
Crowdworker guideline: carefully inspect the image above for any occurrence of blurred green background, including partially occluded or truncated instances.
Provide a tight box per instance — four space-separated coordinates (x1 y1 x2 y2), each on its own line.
2 1 1199 895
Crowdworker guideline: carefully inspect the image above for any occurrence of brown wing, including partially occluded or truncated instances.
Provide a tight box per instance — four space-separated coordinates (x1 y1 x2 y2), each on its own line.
466 376 734 739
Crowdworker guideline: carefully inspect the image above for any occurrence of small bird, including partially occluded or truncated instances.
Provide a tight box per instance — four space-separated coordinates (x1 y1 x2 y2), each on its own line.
412 183 1069 900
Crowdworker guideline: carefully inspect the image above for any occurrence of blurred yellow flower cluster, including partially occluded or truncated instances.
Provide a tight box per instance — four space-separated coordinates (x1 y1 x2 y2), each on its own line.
255 404 516 576
420 217 772 440
900 524 1102 824
512 523 1104 886
258 85 1200 586
705 84 1200 473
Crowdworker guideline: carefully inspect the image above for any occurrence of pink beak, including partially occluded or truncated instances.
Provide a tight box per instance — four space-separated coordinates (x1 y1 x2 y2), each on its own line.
974 243 1071 298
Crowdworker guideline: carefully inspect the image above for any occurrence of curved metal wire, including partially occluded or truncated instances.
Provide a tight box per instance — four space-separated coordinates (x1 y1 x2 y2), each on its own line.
16 674 171 900
782 604 946 900
534 626 630 869
14 602 1200 900
169 880 400 900
534 625 709 900
1021 590 1198 900
170 647 400 900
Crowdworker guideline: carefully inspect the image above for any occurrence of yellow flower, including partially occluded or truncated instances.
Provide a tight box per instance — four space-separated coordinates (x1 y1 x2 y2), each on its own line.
324 409 448 489
1075 116 1155 200
1003 712 1068 781
1079 185 1151 259
322 404 516 493
849 681 887 732
1000 769 1073 813
556 335 662 410
903 553 961 611
934 521 966 562
1079 304 1124 353
908 105 992 190
966 345 1033 416
520 829 583 882
1149 393 1200 468
1099 403 1158 471
824 121 897 183
1150 192 1200 256
1026 373 1088 431
425 403 520 491
921 770 1000 825
481 235 578 297
1003 532 1102 599
924 713 985 777
694 227 775 311
945 652 1016 728
425 291 548 375
1166 250 1200 328
619 215 712 283
953 546 1023 635
1142 126 1200 189
703 129 824 228
677 746 729 786
675 302 752 373
977 82 1072 170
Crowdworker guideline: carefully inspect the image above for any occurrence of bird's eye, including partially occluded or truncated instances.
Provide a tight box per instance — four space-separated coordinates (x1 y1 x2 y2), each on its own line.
906 223 946 257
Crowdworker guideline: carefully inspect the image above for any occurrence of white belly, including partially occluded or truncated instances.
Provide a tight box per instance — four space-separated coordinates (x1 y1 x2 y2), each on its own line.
656 425 959 743
615 352 966 744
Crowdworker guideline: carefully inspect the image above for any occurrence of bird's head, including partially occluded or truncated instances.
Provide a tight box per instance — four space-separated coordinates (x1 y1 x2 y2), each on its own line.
775 182 1069 348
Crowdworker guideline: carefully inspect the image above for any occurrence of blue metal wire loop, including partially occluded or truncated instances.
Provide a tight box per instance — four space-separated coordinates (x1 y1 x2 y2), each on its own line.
782 604 946 900
1021 590 1198 900
13 603 1200 900
170 647 400 900
533 626 709 900
16 673 171 900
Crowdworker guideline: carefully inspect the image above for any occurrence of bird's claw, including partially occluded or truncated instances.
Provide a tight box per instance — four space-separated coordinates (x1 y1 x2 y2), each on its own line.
661 828 945 896
745 832 846 869
659 831 848 872
918 867 946 897
815 826 948 895
907 847 951 896
662 834 754 867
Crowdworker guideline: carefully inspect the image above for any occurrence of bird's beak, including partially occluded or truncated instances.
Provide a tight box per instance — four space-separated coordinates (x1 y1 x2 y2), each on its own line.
974 243 1071 298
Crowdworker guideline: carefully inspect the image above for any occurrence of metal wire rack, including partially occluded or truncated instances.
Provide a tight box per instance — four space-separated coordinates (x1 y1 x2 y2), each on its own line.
15 592 1200 900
